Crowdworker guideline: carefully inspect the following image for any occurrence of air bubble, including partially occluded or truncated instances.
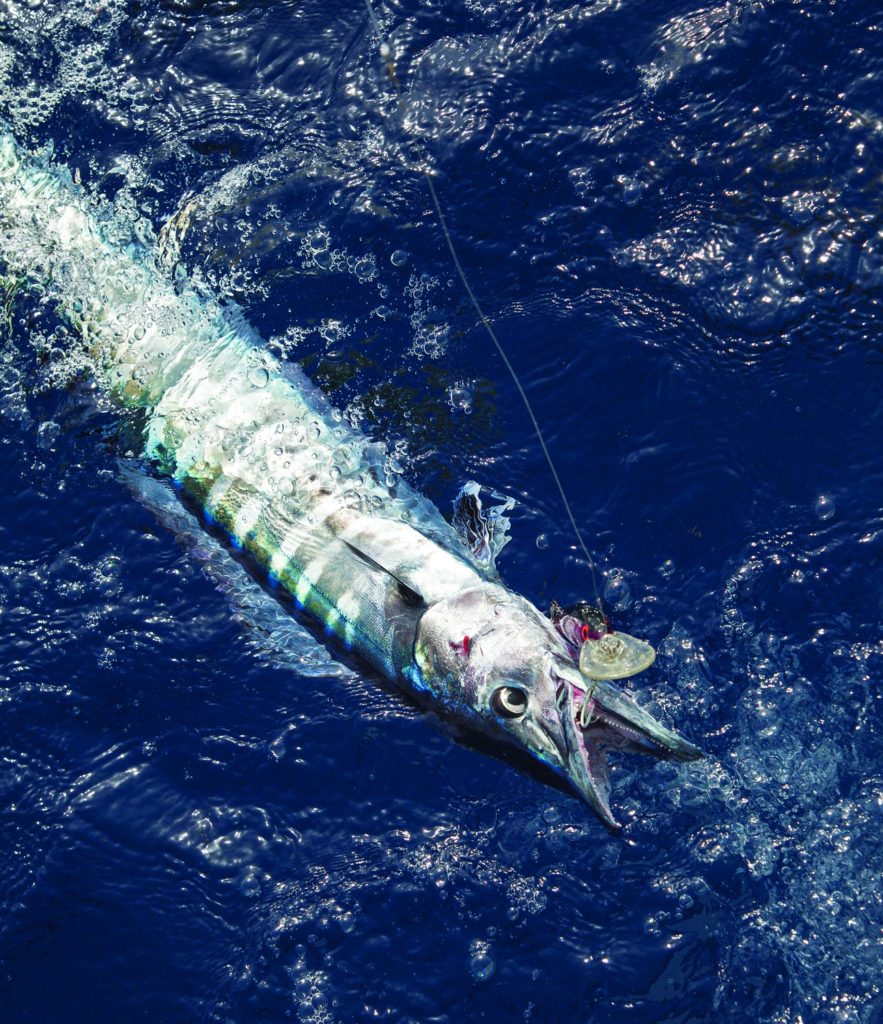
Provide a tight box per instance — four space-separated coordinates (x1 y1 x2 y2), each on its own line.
339 912 355 935
391 250 409 267
354 257 376 282
604 572 633 611
36 420 60 449
814 495 835 521
468 941 495 981
238 868 261 898
247 364 269 389
448 382 473 414
620 177 644 206
320 319 347 346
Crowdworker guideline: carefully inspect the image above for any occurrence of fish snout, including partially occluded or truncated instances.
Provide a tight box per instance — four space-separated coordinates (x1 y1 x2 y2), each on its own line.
551 664 702 830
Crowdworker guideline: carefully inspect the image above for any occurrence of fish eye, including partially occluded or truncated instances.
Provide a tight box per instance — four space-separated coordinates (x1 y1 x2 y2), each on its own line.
493 686 528 719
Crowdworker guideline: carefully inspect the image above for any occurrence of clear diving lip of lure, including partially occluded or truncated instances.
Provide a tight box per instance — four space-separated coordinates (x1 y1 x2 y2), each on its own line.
550 600 657 682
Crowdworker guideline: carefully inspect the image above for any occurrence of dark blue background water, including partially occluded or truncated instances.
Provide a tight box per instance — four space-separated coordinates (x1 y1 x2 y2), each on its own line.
1 1 881 1021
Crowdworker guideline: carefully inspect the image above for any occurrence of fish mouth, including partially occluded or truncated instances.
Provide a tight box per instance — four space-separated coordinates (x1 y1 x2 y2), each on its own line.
553 664 702 831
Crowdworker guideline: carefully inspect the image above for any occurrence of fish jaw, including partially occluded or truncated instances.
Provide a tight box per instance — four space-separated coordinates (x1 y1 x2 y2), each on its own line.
553 660 703 760
411 586 701 829
556 679 621 830
550 660 702 829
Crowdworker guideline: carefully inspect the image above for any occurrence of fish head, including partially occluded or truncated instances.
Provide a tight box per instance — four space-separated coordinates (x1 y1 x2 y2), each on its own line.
414 584 701 830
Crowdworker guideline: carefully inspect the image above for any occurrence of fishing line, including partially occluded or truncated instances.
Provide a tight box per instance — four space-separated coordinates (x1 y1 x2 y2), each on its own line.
362 0 605 611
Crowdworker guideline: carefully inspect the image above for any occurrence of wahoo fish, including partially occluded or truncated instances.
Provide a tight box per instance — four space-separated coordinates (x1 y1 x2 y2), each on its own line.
0 130 700 830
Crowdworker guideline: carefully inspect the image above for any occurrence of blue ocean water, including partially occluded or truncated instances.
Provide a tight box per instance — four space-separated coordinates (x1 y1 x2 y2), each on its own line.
1 1 882 1022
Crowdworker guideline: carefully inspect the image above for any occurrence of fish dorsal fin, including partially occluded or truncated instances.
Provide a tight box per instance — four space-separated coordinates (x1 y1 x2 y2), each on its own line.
342 539 425 608
452 481 514 574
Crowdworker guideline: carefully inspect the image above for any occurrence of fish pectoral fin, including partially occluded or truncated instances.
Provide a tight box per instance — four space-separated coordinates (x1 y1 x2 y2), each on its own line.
341 540 426 608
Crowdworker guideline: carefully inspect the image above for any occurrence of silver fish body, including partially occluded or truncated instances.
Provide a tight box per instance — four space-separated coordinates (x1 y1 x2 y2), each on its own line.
0 130 699 829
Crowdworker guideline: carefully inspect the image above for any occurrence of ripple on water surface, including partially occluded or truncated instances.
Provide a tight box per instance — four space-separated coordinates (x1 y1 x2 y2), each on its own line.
1 1 883 1023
